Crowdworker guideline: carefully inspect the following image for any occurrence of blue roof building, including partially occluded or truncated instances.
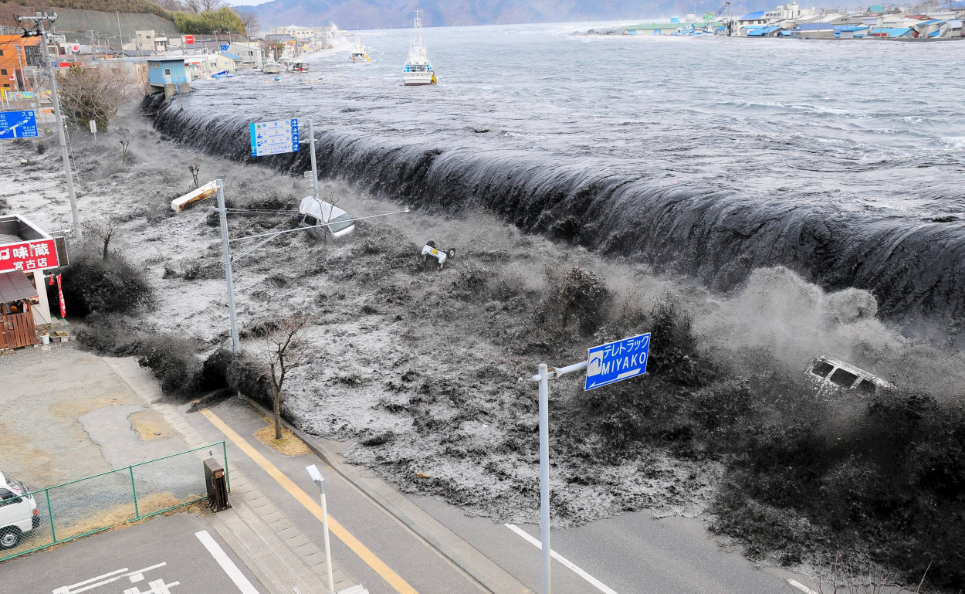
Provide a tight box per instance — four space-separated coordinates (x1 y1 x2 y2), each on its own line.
147 57 190 100
746 25 783 36
740 10 766 20
147 57 189 86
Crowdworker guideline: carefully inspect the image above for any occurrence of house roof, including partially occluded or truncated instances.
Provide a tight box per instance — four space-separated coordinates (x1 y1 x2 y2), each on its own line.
868 27 913 35
740 10 767 19
220 52 242 61
915 19 945 24
747 25 782 34
0 270 37 303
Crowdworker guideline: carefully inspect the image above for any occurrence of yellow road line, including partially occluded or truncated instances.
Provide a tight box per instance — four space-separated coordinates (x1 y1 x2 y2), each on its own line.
200 408 420 594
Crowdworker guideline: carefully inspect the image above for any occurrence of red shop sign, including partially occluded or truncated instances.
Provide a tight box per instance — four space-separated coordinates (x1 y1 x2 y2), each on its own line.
0 239 59 273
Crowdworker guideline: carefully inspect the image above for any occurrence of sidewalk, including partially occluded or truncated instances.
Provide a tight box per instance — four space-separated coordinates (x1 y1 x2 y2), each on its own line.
107 357 360 594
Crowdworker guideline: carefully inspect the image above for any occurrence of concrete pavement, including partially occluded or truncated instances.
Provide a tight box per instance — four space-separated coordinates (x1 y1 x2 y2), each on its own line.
2 512 265 594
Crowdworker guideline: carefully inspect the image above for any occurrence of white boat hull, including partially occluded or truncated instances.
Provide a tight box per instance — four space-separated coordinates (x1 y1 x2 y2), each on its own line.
403 71 434 86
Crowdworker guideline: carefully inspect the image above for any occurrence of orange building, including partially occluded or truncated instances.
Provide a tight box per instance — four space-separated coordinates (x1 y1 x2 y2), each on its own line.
0 35 42 91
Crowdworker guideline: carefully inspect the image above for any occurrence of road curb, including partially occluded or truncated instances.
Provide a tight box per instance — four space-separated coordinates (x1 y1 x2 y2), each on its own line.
238 393 506 594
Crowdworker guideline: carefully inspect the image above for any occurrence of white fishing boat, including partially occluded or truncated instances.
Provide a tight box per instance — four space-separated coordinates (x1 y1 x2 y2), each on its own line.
349 37 370 62
403 10 436 86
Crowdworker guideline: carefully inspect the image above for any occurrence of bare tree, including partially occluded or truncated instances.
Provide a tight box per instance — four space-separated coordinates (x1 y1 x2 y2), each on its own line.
83 215 122 260
56 64 137 132
257 315 310 440
199 0 225 12
182 0 202 13
234 9 259 39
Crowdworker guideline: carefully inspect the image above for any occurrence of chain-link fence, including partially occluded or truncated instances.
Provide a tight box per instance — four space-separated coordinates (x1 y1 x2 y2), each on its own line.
0 441 228 562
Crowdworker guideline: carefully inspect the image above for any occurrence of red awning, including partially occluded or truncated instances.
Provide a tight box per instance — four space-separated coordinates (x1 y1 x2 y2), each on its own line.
0 270 38 303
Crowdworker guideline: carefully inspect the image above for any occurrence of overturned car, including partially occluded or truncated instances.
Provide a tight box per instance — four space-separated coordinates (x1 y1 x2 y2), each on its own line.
806 355 894 396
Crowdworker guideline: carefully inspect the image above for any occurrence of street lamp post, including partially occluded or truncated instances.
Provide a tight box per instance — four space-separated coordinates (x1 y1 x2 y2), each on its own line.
306 464 335 593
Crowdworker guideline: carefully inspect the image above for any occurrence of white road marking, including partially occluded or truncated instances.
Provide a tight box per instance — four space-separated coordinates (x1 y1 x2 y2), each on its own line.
787 579 819 594
123 579 181 594
504 523 619 594
54 564 167 594
195 530 260 594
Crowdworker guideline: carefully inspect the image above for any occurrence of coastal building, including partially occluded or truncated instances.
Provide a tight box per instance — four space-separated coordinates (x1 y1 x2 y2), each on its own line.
746 25 784 35
134 30 168 53
147 57 190 99
274 25 314 41
0 35 41 91
227 42 263 69
0 214 66 341
765 1 816 20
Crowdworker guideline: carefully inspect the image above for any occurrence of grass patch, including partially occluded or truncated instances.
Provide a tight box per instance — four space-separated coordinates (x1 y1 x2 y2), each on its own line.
254 423 310 457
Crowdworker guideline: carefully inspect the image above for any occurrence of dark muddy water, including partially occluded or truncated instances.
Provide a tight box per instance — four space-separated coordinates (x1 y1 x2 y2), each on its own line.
152 23 965 338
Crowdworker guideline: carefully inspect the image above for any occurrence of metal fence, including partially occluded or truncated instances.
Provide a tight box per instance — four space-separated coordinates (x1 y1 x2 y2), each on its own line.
0 441 228 562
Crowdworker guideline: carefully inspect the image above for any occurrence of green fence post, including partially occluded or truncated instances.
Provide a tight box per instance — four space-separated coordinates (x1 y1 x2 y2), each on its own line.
46 488 56 544
222 440 230 493
129 466 140 520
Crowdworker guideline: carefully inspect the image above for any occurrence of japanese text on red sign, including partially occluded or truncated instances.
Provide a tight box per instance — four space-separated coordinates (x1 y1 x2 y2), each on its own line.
0 239 59 273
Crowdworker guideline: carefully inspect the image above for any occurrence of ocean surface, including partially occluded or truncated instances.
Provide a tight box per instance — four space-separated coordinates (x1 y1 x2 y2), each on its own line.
153 23 965 337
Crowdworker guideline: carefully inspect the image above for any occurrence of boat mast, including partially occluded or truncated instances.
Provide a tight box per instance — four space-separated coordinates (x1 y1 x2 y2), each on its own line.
409 9 427 62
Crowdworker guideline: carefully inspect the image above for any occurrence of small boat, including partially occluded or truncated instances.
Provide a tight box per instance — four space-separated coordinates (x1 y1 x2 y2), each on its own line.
290 61 309 72
264 62 281 74
349 37 370 62
403 10 436 86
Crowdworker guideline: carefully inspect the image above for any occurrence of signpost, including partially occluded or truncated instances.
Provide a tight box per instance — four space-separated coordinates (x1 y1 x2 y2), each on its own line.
585 333 651 390
0 110 39 139
531 332 651 594
89 119 96 141
221 44 229 51
249 118 299 157
184 34 194 45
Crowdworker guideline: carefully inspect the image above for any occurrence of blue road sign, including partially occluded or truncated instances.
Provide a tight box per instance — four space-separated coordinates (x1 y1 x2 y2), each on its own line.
585 332 650 390
249 118 299 157
221 44 229 51
0 110 38 140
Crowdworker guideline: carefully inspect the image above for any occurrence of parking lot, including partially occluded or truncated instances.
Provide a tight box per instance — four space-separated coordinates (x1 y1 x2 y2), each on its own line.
3 512 266 594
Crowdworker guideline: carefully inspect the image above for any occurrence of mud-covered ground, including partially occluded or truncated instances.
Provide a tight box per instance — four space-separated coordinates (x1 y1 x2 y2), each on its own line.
4 111 965 590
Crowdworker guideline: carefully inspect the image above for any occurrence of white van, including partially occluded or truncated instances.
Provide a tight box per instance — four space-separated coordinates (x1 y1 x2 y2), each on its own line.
806 356 893 397
0 470 39 549
298 196 355 239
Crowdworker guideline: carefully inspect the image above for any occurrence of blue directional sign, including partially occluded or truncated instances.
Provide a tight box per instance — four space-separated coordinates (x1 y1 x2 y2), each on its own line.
249 118 299 157
585 332 650 390
221 44 229 51
0 110 38 140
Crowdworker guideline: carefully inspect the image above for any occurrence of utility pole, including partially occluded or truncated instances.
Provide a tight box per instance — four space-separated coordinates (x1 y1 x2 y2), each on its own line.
116 10 123 52
18 12 83 240
215 179 240 355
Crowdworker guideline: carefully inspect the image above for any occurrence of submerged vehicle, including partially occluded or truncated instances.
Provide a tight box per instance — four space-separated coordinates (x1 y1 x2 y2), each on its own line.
403 11 436 86
298 196 355 239
0 470 39 550
349 38 370 62
806 356 893 396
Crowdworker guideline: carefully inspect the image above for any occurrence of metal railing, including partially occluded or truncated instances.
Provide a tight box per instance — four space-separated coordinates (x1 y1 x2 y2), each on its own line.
0 441 228 562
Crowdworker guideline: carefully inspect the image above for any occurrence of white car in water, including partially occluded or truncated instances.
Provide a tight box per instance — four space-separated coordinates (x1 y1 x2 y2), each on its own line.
0 470 39 549
806 355 893 396
298 196 355 239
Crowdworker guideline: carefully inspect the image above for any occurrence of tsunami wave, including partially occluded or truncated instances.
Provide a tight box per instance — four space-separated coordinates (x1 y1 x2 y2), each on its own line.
148 98 965 340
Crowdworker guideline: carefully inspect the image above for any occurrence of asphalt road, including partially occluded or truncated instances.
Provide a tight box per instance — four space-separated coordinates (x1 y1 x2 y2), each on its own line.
191 398 796 594
190 398 483 594
2 512 266 594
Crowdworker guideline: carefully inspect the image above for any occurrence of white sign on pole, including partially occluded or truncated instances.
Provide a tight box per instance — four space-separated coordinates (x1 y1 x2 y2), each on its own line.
249 118 299 157
89 120 96 134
